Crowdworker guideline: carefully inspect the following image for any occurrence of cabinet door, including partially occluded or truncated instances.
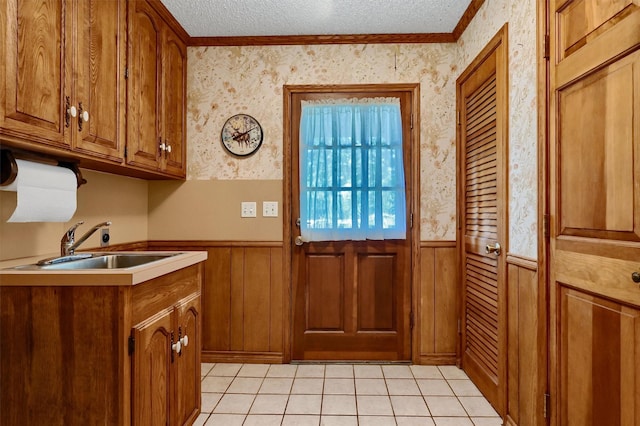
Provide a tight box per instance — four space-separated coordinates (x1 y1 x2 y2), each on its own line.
73 0 126 161
0 0 68 147
126 0 161 171
175 294 201 425
131 308 173 426
160 24 187 178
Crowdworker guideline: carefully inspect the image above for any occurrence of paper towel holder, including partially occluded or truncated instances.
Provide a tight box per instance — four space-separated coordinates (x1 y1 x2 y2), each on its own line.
0 149 87 188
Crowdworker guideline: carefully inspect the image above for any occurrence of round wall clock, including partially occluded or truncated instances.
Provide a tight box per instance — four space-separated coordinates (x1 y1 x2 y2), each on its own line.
221 114 264 157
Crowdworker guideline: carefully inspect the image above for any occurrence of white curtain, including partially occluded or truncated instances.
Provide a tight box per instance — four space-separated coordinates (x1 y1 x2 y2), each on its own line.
299 98 407 241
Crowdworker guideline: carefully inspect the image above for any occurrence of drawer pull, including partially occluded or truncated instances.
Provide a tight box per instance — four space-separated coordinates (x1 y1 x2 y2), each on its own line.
632 271 640 284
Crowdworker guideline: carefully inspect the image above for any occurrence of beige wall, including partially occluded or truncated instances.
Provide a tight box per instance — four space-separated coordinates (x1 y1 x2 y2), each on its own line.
0 170 148 261
148 179 282 241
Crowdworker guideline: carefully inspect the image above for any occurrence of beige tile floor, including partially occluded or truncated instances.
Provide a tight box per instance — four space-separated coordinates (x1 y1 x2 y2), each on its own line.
194 363 502 426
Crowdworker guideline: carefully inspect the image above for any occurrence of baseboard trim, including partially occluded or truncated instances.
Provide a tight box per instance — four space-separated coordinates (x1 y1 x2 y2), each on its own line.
202 351 284 364
415 354 457 365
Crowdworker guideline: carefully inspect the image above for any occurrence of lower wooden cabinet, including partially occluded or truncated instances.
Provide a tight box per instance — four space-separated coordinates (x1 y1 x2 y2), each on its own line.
0 263 203 426
132 292 201 426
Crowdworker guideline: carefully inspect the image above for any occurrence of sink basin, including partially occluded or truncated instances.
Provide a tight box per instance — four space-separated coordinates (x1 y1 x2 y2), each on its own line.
7 253 180 270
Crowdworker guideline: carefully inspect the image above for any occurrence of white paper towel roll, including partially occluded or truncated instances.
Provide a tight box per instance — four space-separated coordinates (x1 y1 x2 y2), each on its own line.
1 159 77 222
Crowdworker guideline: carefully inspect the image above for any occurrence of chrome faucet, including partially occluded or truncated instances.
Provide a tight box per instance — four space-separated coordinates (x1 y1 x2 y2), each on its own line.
61 221 111 256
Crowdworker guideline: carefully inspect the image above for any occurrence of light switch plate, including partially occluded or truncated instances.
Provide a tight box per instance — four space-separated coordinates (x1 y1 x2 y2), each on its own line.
263 201 278 217
241 201 257 218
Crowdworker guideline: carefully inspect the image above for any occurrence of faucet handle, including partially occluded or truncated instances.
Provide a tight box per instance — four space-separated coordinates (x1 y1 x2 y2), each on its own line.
65 221 85 241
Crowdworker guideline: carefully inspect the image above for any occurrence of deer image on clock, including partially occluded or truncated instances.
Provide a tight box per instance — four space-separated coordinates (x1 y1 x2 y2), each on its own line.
221 114 264 156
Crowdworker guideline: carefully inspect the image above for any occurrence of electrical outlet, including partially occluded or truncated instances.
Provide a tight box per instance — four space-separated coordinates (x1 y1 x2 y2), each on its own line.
241 201 257 218
263 201 278 217
100 228 110 247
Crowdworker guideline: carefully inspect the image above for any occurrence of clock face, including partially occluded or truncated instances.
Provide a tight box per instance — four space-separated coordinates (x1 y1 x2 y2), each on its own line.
221 114 263 157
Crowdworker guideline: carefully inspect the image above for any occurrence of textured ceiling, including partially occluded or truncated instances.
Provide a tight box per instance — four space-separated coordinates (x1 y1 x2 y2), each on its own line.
159 0 473 37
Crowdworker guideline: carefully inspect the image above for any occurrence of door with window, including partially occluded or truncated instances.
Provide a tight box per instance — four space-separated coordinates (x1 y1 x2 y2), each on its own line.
288 86 414 361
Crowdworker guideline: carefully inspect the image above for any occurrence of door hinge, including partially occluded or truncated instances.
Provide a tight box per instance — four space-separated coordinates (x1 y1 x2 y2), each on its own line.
128 335 135 355
410 113 414 129
457 318 461 334
544 393 550 418
409 311 415 330
544 34 550 60
457 111 461 126
543 213 550 239
124 146 128 158
125 67 129 79
410 213 413 229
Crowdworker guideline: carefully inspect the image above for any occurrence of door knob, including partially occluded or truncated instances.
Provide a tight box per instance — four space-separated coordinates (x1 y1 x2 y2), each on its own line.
632 271 640 283
485 242 501 256
295 236 305 246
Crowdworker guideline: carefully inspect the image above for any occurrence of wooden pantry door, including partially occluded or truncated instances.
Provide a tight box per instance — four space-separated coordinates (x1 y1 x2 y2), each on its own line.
457 25 509 416
548 1 640 425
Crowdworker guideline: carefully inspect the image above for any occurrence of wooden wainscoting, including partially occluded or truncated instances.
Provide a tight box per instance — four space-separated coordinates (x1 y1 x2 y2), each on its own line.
416 241 458 364
148 240 464 365
506 254 545 426
149 241 285 364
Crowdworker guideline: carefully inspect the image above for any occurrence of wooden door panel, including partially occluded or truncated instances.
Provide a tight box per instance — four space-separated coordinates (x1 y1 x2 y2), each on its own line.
161 28 186 177
305 254 345 331
294 244 409 360
358 254 396 331
175 294 200 426
127 0 161 170
558 50 640 241
131 309 172 426
73 0 125 161
556 0 639 60
1 0 66 145
558 288 640 426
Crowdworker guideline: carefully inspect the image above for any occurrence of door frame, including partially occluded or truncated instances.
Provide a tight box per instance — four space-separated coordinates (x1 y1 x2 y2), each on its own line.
282 83 421 363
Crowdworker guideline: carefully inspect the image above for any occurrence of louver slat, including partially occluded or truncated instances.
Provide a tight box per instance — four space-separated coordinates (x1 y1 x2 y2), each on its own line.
463 72 499 381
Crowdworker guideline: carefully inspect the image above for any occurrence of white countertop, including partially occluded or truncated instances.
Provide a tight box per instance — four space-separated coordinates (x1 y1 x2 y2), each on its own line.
0 251 208 286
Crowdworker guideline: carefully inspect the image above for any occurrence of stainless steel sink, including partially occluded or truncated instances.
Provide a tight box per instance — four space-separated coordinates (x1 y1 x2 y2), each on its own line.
7 253 180 270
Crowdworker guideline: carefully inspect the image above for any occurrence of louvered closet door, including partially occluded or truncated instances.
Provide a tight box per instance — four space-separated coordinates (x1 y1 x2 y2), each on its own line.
457 29 507 416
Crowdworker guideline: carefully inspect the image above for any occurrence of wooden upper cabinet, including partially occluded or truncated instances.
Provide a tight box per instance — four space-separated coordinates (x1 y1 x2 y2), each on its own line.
73 0 127 161
0 0 126 160
0 0 67 147
127 0 187 178
161 26 187 177
127 0 162 171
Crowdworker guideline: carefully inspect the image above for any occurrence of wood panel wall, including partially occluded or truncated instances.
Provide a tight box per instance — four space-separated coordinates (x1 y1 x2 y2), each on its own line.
149 241 285 364
416 242 458 364
150 240 461 365
506 254 545 426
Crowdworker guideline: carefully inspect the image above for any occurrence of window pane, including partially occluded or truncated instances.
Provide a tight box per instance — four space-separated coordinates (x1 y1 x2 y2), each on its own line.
300 100 406 241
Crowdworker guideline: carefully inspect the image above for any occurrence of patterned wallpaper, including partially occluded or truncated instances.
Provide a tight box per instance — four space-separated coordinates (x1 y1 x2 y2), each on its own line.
186 0 538 257
188 43 459 241
457 0 538 259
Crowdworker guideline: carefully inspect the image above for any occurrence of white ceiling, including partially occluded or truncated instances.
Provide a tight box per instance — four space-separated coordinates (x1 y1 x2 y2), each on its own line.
159 0 473 38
